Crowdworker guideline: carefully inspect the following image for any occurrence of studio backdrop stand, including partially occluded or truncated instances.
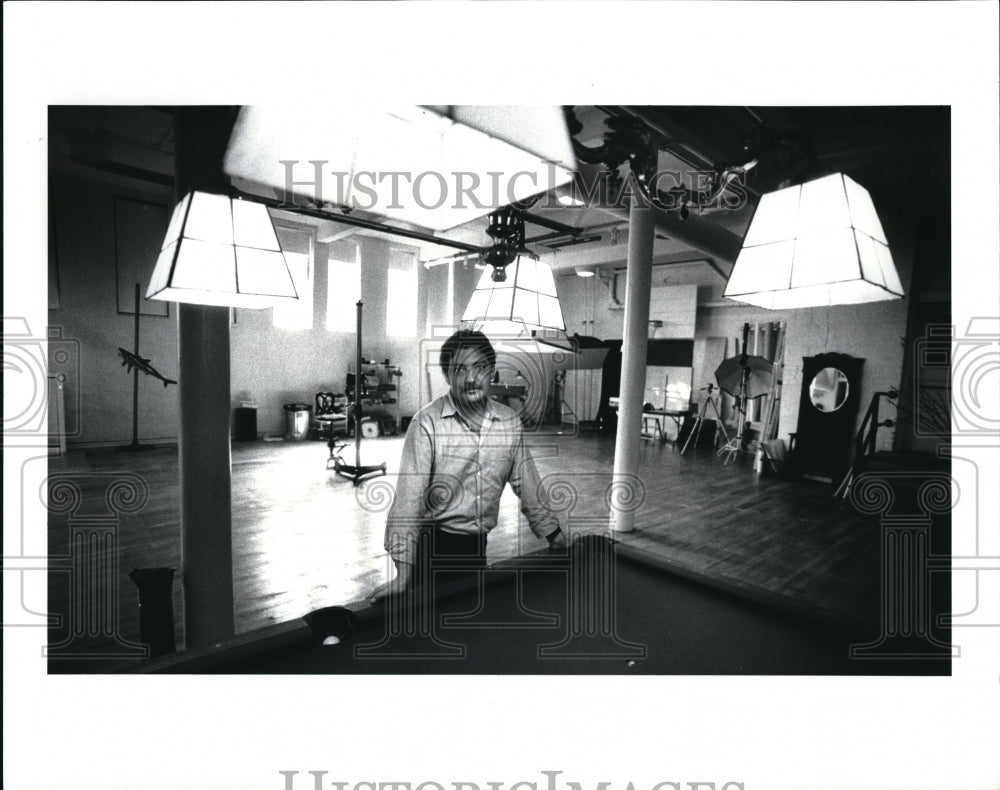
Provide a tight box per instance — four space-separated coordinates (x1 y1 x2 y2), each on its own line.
333 300 387 486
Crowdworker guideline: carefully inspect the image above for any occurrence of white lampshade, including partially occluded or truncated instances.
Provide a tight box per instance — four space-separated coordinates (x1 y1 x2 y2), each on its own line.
462 257 565 331
146 192 299 309
724 173 904 309
223 105 577 232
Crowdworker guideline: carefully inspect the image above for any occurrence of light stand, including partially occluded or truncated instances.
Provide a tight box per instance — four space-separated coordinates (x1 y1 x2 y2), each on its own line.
334 300 387 486
717 364 752 465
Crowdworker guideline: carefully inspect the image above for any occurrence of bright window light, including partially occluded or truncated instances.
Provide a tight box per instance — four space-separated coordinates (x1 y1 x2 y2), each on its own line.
271 227 313 329
387 251 418 338
326 244 361 332
272 251 312 329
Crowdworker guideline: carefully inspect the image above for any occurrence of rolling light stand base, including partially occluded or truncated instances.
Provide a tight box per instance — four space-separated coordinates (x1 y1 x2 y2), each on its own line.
333 459 387 486
717 440 750 466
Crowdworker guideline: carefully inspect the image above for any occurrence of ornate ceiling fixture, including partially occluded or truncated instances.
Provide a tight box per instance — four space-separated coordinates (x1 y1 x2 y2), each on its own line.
480 205 538 282
563 107 759 218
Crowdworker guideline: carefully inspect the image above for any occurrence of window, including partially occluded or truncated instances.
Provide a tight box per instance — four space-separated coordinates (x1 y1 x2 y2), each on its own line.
386 250 417 338
326 243 361 332
272 226 314 330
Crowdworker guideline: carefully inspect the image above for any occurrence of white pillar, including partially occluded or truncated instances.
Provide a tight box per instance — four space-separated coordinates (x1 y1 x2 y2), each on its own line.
610 199 655 533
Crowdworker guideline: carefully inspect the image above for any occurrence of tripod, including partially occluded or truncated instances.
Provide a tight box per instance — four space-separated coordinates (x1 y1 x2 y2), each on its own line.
680 384 730 455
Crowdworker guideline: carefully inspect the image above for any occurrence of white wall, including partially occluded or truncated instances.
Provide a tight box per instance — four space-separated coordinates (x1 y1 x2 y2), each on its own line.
49 175 179 445
695 301 909 450
556 271 698 340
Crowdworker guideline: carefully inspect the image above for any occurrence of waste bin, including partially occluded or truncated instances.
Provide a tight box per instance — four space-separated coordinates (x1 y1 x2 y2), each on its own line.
234 406 257 441
128 567 177 658
283 403 312 441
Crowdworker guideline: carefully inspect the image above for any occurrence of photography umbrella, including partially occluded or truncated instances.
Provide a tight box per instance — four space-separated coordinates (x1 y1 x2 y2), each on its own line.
715 323 774 464
715 354 773 400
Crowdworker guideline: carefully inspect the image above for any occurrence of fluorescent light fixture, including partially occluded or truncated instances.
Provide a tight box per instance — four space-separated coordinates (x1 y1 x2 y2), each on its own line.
223 105 577 232
724 173 903 309
558 193 586 207
546 234 602 251
146 192 299 308
462 257 566 331
575 265 596 277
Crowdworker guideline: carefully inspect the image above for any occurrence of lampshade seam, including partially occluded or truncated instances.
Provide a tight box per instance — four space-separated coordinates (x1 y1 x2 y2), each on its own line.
165 195 194 291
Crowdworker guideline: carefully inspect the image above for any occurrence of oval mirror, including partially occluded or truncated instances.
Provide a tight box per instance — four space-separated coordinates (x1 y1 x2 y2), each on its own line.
809 367 849 412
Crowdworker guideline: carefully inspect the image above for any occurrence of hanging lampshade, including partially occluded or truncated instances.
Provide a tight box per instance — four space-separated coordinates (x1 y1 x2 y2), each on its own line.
146 192 299 308
724 173 904 309
462 257 566 331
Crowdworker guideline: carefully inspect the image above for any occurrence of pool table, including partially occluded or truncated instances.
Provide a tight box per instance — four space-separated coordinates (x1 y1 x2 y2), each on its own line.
141 536 951 675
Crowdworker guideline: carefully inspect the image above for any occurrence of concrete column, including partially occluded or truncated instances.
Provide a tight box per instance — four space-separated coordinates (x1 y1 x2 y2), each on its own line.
174 107 237 647
610 199 655 533
177 304 232 646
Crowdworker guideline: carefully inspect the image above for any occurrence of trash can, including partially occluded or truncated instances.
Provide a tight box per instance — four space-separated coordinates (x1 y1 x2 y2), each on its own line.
234 405 257 441
283 403 312 441
128 567 177 658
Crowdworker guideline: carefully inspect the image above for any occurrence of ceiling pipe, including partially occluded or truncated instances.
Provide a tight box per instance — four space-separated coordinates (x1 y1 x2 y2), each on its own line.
231 188 485 254
528 218 628 247
525 230 574 245
422 251 481 268
521 211 583 236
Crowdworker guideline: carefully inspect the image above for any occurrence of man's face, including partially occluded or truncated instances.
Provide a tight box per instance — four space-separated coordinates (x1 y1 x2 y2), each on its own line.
447 345 494 410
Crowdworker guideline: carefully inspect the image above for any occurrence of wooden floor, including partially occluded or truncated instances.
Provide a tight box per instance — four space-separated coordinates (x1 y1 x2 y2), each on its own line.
45 429 951 670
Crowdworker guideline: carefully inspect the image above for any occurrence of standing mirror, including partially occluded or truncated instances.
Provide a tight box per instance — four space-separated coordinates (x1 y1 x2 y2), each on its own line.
796 353 864 484
809 367 850 412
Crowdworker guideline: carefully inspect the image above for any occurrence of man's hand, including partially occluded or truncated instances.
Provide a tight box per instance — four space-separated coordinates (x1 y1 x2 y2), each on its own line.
368 562 412 603
546 528 567 550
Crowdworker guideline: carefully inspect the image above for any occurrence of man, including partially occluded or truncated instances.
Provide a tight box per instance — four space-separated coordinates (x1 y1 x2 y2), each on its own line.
369 329 566 602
